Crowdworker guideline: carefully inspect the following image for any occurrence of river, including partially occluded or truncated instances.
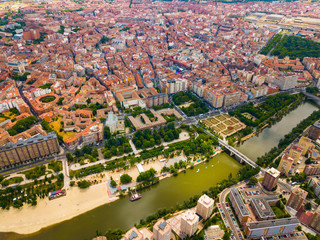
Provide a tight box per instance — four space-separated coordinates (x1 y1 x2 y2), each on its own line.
0 153 242 240
235 101 319 161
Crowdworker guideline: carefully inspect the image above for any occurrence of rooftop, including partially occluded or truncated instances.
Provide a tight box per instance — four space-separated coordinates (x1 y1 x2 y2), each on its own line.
246 217 299 230
230 188 250 217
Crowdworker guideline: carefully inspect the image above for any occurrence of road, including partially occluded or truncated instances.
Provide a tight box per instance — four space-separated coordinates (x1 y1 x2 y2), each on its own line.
219 183 244 240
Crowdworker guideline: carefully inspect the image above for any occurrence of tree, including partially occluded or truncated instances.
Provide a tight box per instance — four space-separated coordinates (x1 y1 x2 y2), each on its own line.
104 126 111 139
66 153 74 163
110 178 117 187
305 202 312 210
248 177 258 186
1 179 9 187
137 168 157 182
77 180 91 189
305 158 313 165
120 174 132 184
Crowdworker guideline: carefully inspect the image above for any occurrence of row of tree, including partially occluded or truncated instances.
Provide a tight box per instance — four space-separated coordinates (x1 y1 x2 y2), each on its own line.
229 93 303 127
257 109 320 167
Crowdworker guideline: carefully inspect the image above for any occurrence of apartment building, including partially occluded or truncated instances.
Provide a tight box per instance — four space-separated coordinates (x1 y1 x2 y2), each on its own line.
309 206 320 232
298 137 314 155
0 132 60 168
273 75 298 90
203 88 224 108
262 168 280 191
138 88 168 108
304 164 320 176
181 210 199 237
289 145 303 164
250 196 278 221
223 90 241 107
244 217 299 239
309 121 320 141
153 219 171 240
286 187 308 211
123 227 143 240
229 188 250 223
308 177 320 198
160 78 188 94
196 194 214 220
277 154 294 175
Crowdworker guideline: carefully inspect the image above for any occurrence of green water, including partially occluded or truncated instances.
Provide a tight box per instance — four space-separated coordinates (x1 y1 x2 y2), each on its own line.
0 153 241 240
235 101 319 161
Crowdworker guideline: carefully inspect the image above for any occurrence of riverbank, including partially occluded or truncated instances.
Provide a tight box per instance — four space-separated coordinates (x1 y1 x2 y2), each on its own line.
0 182 114 234
236 102 318 161
0 149 222 235
0 153 241 240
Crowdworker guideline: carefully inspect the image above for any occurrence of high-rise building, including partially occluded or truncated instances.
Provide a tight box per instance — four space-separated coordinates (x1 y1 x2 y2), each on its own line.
304 164 320 176
262 168 280 191
196 194 214 220
181 210 199 237
289 145 303 164
298 137 313 156
309 121 320 141
153 219 171 240
286 187 308 211
223 90 241 107
273 75 298 90
308 177 320 198
123 227 144 240
310 206 320 232
277 154 294 175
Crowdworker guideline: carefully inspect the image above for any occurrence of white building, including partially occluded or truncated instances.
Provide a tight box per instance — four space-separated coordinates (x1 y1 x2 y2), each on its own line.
196 194 214 220
181 210 199 237
153 219 171 240
33 88 52 98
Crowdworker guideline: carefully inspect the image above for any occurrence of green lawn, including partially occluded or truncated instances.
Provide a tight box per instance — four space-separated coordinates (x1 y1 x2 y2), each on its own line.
271 206 290 219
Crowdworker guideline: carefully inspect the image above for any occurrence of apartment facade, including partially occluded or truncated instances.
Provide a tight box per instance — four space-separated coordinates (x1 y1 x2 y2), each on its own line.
153 219 171 240
181 210 199 237
286 187 308 211
0 132 60 168
262 168 280 191
229 188 250 222
245 217 299 238
196 194 214 220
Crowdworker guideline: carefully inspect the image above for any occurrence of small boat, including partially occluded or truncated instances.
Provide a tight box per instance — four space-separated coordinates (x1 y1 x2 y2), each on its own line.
196 169 200 173
130 190 141 201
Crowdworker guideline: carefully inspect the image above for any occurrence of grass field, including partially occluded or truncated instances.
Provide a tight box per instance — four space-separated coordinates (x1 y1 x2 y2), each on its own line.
49 117 77 141
271 206 290 219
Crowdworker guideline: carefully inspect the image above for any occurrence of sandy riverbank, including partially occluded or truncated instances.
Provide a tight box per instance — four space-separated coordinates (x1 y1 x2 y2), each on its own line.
0 183 114 234
0 148 220 235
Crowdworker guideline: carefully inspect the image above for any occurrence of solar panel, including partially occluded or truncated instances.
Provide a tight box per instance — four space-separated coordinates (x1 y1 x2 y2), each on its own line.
159 221 167 230
129 231 138 240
